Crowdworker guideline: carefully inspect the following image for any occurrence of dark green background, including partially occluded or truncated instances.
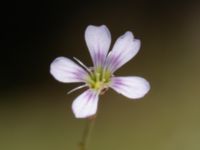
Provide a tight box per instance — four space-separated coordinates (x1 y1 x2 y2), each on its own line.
1 1 200 150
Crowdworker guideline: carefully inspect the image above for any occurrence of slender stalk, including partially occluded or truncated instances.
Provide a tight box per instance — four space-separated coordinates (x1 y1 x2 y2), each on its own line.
79 116 96 150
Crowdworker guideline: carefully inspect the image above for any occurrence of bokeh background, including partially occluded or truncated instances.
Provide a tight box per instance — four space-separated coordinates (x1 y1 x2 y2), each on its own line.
1 1 200 150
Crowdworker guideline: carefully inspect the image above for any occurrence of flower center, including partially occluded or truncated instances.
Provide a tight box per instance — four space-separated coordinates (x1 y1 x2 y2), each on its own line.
86 67 112 92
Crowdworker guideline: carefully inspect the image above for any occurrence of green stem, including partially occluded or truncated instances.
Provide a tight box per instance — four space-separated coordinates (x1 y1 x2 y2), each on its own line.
79 116 96 150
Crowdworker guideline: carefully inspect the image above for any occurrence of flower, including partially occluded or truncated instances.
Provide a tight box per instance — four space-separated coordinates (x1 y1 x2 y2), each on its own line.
50 25 150 118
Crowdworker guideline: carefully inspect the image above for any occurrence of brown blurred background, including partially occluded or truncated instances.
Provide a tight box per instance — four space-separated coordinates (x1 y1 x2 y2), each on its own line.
1 1 200 150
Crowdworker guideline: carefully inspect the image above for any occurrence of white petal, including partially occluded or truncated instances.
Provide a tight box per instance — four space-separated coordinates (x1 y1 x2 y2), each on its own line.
106 31 141 72
110 76 150 99
50 57 88 83
72 89 99 118
85 25 111 67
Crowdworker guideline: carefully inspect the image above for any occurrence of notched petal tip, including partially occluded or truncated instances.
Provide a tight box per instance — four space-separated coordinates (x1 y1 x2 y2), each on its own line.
86 24 108 31
85 24 111 67
105 31 141 73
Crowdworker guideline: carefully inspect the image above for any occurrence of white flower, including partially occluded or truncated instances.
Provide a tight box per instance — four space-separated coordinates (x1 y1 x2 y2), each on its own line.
50 25 150 118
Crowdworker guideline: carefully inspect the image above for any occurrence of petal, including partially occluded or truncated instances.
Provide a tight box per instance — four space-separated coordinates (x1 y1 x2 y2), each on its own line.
105 31 141 73
110 76 150 99
72 89 99 118
85 25 111 68
50 57 88 83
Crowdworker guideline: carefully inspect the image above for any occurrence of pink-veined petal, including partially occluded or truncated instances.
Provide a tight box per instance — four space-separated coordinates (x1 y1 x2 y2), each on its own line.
72 89 99 118
105 31 141 73
85 25 111 68
110 76 150 99
50 57 88 83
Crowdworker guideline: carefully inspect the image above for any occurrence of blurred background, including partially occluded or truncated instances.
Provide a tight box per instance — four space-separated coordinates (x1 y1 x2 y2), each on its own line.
1 0 200 150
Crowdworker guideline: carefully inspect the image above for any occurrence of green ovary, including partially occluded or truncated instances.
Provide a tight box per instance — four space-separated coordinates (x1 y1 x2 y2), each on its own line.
86 68 112 91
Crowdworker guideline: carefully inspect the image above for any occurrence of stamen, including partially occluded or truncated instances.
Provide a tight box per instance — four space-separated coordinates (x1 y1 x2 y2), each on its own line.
96 73 100 82
73 57 92 74
67 84 87 94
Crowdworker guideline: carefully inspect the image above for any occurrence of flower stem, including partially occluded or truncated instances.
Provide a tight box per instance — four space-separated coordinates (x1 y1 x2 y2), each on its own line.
79 116 96 150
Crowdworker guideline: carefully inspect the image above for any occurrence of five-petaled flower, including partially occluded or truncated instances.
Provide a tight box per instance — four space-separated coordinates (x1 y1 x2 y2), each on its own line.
50 25 150 118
